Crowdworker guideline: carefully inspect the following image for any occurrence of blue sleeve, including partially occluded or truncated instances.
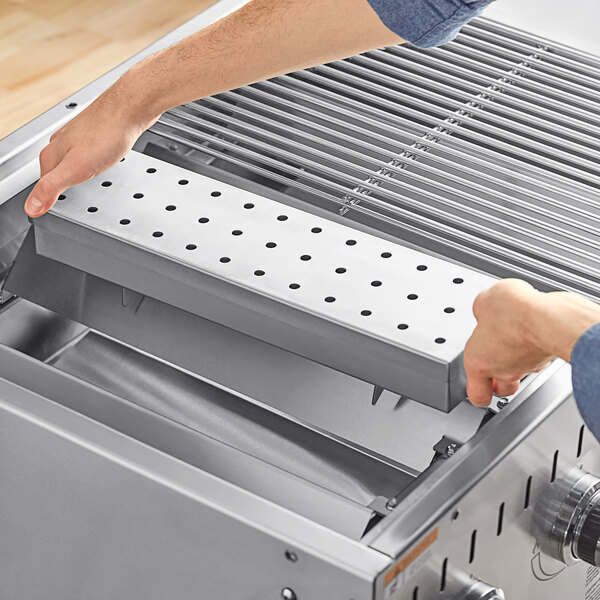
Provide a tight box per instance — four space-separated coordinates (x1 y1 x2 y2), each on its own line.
572 322 600 441
366 0 496 48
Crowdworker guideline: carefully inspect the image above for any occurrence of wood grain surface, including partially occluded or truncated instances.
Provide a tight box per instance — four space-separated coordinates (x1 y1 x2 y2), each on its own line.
0 0 217 139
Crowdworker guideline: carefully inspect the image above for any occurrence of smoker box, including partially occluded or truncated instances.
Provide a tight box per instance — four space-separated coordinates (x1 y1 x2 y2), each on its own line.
1 1 600 599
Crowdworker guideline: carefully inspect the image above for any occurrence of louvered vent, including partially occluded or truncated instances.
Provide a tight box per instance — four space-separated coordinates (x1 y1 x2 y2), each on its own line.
149 18 600 299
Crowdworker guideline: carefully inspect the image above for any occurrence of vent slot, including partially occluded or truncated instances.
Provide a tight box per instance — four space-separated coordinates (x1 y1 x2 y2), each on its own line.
150 17 600 301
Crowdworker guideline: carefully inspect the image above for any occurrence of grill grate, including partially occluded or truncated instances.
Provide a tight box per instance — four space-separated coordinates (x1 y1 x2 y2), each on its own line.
150 18 600 299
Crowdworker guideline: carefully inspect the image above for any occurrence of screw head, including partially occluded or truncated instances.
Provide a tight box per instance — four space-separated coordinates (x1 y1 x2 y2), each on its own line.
281 588 297 600
446 443 457 456
386 497 399 511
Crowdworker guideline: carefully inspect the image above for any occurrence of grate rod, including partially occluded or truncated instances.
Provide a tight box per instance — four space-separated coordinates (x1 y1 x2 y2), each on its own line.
388 46 600 126
253 80 599 203
459 27 600 84
203 94 600 242
474 18 600 69
439 43 600 104
151 122 600 298
163 108 600 279
229 86 600 220
335 58 600 155
295 69 600 185
362 51 600 142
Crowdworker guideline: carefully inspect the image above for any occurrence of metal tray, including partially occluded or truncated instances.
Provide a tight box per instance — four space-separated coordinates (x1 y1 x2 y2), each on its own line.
34 151 495 410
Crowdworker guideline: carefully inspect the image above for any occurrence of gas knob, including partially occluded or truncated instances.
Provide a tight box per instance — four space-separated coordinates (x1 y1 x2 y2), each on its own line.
548 472 600 566
453 580 505 600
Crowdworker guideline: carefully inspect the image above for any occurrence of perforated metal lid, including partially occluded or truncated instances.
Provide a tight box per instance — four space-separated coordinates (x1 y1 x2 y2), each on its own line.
35 152 495 410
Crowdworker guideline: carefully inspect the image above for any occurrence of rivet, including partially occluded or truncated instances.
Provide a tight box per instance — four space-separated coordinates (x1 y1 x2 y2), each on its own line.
281 588 297 600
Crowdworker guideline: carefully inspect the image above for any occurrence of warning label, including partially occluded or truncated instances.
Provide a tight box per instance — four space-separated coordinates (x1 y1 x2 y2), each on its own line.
586 567 600 600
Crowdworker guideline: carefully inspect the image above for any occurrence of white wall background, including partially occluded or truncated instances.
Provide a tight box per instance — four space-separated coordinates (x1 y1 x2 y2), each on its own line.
485 0 600 56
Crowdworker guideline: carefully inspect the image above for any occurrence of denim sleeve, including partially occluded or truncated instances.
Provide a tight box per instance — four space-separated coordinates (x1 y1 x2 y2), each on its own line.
366 0 496 48
572 322 600 441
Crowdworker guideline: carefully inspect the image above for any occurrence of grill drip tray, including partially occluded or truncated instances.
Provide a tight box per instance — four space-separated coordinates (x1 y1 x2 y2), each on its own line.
34 152 494 410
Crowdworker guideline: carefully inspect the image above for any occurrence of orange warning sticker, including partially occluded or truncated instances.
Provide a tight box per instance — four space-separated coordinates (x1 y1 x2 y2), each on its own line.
384 528 439 587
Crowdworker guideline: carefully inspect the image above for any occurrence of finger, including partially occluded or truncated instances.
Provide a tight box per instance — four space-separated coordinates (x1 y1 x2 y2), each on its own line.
494 378 520 398
25 152 93 218
466 373 494 407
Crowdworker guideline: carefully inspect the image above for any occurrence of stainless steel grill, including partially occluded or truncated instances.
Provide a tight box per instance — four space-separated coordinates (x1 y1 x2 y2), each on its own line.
149 17 600 300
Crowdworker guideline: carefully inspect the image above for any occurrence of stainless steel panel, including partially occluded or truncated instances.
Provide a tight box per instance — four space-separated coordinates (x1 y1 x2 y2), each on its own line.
0 368 390 600
34 151 495 410
0 344 386 538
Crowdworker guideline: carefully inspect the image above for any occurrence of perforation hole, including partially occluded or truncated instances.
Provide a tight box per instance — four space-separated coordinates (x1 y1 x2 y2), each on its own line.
133 193 144 199
407 294 418 300
497 502 505 536
577 425 585 458
277 215 288 221
416 264 428 271
244 203 254 209
101 181 112 187
444 307 455 314
146 168 157 173
87 206 98 213
324 296 336 303
232 230 243 236
198 217 210 224
300 255 311 261
381 252 392 258
346 239 357 246
335 267 347 274
254 270 265 277
453 277 464 284
266 242 277 248
361 310 372 317
152 231 164 238
311 227 322 233
220 256 231 263
524 476 533 509
178 179 189 185
551 450 559 483
440 558 448 591
397 323 409 330
469 530 477 564
186 244 197 251
371 280 382 287
119 219 130 225
58 194 66 201
435 337 446 344
165 205 176 211
211 190 221 197
289 283 300 290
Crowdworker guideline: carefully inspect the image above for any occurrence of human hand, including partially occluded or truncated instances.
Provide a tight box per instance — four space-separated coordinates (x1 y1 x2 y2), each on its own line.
464 279 600 406
24 80 157 218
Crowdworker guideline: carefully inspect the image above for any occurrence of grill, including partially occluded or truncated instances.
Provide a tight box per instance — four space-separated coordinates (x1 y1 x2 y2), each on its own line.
149 17 600 300
3 6 600 600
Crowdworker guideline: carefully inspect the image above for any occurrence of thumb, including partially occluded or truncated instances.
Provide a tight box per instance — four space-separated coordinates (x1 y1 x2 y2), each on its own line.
25 152 94 218
466 373 494 407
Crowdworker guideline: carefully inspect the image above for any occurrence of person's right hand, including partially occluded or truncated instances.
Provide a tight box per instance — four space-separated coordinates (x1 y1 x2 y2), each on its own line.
464 279 600 407
24 83 157 218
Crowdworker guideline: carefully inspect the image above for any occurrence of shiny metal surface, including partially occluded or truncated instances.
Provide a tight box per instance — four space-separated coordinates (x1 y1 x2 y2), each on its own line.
0 359 390 600
35 151 495 409
149 18 600 299
49 331 415 511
